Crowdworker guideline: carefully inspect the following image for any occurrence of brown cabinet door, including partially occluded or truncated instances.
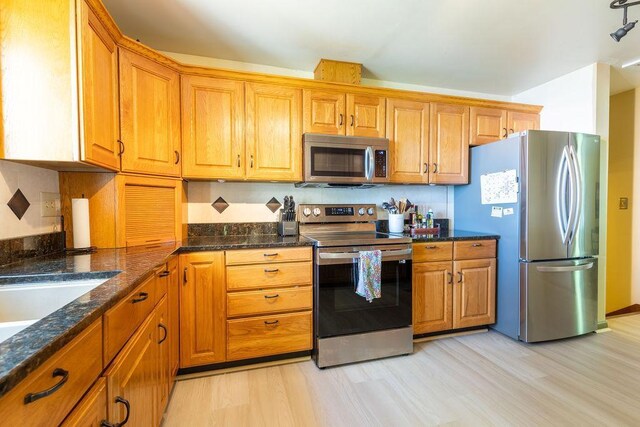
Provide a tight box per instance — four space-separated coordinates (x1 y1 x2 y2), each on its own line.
79 1 119 171
246 83 302 181
181 75 245 179
179 252 226 367
413 262 453 334
507 111 540 134
302 89 345 135
105 314 157 427
119 49 181 177
346 94 385 137
386 99 430 183
61 378 107 427
429 103 469 184
452 259 496 329
168 257 180 378
469 107 507 146
155 296 170 421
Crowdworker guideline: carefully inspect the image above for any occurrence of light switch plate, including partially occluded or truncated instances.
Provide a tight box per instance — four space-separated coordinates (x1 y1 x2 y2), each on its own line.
40 192 61 217
619 197 629 210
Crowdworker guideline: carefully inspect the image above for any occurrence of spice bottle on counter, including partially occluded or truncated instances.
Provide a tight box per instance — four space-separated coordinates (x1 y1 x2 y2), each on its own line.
426 209 434 229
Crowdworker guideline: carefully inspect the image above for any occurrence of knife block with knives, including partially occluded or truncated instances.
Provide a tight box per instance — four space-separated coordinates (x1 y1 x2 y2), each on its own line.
278 195 299 236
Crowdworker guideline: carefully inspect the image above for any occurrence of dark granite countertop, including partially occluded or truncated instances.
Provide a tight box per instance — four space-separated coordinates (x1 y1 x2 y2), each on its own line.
393 229 500 242
0 234 314 398
179 234 314 252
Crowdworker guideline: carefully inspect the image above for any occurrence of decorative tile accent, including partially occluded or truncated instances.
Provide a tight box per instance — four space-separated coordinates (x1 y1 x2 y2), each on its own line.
212 197 229 214
265 197 281 213
7 189 30 220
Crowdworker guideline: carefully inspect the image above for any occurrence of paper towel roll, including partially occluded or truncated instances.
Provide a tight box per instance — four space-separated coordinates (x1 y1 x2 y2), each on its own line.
72 198 91 249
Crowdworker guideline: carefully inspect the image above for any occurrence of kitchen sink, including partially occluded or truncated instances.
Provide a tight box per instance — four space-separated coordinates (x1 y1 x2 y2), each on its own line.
0 278 109 344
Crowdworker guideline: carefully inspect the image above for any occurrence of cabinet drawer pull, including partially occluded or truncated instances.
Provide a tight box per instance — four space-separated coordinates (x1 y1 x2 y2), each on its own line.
263 268 279 273
457 272 463 283
263 253 278 257
264 294 280 299
183 267 188 284
264 320 280 325
131 292 148 304
174 150 180 164
471 243 483 247
158 270 170 278
425 245 437 249
23 368 69 404
103 396 130 427
158 323 168 344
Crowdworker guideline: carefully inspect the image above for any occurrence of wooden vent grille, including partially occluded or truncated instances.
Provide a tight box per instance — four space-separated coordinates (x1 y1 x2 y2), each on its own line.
125 184 175 246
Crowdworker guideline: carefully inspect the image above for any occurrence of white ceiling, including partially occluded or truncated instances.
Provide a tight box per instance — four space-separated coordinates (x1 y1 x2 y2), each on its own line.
103 0 640 96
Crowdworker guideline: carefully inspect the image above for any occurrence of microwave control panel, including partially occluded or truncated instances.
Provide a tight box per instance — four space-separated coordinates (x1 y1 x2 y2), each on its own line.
374 150 387 178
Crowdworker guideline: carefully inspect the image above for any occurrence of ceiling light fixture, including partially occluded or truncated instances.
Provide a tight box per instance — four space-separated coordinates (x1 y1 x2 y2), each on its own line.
610 0 640 41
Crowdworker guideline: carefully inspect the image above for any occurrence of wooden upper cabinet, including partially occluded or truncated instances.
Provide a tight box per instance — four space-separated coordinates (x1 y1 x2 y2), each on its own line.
413 261 453 334
386 99 429 183
429 103 469 185
452 258 496 329
346 94 385 137
245 83 302 181
181 75 245 179
180 252 226 367
303 90 345 135
78 1 119 171
119 49 181 177
507 111 540 134
470 107 507 146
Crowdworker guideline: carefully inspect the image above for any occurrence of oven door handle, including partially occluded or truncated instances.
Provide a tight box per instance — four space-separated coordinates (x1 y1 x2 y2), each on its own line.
318 248 412 260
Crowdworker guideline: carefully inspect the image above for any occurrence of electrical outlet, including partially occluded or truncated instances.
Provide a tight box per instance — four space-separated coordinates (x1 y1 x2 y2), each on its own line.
40 192 61 217
619 197 629 210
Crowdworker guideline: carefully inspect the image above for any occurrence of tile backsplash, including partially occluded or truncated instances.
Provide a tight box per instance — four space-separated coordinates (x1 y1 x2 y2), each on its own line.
0 160 61 240
187 182 453 225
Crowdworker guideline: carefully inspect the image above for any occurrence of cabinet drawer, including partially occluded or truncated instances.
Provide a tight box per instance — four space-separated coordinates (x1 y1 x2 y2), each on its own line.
413 242 453 262
227 286 312 318
0 319 102 427
226 262 312 290
61 377 107 427
225 247 312 265
103 274 156 364
454 240 496 260
155 264 169 303
227 311 312 360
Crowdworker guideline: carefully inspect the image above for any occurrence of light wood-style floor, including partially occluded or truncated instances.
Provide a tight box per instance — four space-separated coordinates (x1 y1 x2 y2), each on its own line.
165 315 640 426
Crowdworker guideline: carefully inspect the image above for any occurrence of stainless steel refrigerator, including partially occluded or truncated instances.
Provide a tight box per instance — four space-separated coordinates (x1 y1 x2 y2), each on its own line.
455 130 600 342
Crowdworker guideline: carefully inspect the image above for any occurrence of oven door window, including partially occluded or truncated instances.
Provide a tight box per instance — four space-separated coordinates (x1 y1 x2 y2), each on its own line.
317 260 412 338
310 146 366 178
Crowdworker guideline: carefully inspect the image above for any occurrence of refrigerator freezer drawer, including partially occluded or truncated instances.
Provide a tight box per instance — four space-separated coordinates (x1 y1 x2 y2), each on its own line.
519 258 597 342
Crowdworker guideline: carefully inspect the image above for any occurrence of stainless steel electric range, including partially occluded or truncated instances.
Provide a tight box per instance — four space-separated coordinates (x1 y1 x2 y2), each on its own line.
298 204 413 368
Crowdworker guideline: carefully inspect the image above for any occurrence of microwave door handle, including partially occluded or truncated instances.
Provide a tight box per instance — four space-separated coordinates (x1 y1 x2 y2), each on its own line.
365 146 374 181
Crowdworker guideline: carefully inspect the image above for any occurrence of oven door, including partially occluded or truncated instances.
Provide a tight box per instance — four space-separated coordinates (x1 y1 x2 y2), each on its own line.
315 245 412 338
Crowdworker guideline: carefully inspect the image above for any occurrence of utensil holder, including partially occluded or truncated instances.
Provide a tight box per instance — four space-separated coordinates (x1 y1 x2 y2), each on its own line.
388 214 405 233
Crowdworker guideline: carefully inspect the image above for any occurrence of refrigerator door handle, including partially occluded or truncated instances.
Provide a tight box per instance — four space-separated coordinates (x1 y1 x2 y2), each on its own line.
556 147 572 245
536 261 594 273
568 145 582 244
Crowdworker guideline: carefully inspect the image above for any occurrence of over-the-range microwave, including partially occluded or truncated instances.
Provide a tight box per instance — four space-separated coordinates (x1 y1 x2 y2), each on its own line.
298 133 389 187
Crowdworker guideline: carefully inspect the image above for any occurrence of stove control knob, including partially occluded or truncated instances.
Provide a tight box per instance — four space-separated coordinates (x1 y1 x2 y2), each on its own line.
303 207 311 217
313 207 321 217
358 208 365 216
367 207 375 215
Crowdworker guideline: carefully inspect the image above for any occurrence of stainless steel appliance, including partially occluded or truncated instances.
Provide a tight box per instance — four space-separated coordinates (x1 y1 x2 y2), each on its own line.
455 130 600 342
298 204 413 367
298 134 389 187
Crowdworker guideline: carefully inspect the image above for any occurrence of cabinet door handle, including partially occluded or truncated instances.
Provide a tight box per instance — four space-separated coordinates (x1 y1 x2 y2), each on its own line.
447 272 453 285
433 163 438 173
174 150 180 164
472 243 483 247
158 270 170 277
132 292 148 304
339 113 343 126
263 253 278 257
264 320 280 325
104 396 130 427
264 294 280 299
509 128 514 134
263 268 279 273
118 140 125 156
457 272 463 283
158 323 168 344
23 368 69 404
183 267 188 284
237 154 241 167
423 163 429 174
250 155 254 168
502 127 508 138
350 114 355 126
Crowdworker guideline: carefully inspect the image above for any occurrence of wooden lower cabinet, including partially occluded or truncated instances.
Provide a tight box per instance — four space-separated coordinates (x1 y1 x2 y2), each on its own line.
413 262 453 334
156 296 170 421
179 252 227 367
61 378 108 427
167 256 180 377
452 258 496 329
